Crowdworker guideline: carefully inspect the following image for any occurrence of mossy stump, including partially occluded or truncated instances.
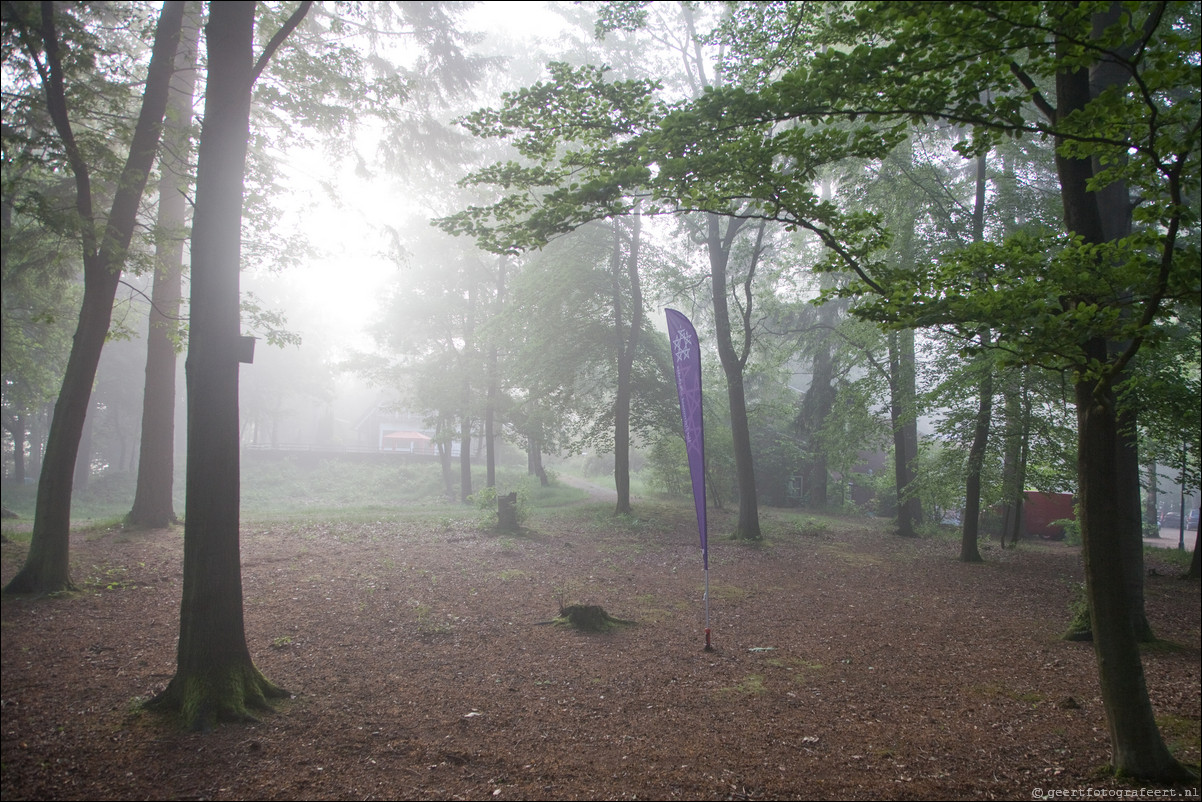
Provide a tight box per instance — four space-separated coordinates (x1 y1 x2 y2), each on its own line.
549 604 635 633
498 492 519 531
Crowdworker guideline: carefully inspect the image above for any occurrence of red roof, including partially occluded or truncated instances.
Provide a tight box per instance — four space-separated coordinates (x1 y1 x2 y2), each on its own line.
383 430 431 440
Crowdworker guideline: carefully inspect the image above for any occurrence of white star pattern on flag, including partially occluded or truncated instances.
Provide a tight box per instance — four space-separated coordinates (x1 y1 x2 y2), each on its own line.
665 308 708 572
673 327 694 364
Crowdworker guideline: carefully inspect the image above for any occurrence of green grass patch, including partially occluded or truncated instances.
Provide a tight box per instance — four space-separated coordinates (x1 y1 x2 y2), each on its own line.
412 602 453 635
82 563 139 591
124 695 150 719
973 683 1046 707
1145 546 1193 573
1 526 32 544
241 457 452 516
1156 713 1201 760
764 510 835 539
592 509 650 533
763 655 825 673
706 583 751 604
596 538 650 561
523 481 590 509
6 458 484 529
817 541 881 567
629 592 675 623
2 472 153 525
717 674 767 696
10 459 600 533
1063 582 1092 641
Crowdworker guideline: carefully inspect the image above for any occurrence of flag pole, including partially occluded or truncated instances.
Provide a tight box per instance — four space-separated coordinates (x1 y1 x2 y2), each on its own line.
704 566 712 651
665 309 711 652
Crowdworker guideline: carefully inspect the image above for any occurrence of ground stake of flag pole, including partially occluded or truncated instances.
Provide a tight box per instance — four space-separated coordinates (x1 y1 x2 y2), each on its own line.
666 308 712 653
704 570 712 652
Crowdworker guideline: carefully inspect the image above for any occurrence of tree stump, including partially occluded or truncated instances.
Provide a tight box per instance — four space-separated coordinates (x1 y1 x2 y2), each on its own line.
497 491 519 530
552 604 635 632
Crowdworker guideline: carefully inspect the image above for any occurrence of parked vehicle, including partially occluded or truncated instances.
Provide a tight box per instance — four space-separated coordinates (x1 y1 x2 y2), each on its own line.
1160 511 1181 528
1188 509 1200 531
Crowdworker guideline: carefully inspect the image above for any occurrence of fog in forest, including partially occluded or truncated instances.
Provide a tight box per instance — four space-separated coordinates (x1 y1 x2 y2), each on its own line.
4 3 1197 536
3 2 1200 794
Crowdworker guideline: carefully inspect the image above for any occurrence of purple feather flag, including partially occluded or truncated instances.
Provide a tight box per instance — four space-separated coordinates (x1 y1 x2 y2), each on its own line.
665 309 707 570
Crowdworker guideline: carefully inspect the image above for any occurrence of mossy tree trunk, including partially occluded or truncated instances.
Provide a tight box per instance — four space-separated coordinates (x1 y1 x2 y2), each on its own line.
148 0 308 729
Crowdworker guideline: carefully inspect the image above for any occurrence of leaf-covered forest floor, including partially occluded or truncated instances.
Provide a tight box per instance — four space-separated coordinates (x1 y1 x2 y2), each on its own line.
2 501 1199 801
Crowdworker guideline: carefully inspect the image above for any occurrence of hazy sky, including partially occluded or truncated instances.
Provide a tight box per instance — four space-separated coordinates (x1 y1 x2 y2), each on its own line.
252 2 573 365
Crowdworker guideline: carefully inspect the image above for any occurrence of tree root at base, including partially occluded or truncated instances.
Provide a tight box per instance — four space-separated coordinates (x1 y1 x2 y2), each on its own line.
146 662 289 731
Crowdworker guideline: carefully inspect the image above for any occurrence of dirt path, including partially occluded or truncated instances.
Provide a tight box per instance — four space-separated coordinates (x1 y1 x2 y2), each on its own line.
558 473 619 502
2 506 1198 801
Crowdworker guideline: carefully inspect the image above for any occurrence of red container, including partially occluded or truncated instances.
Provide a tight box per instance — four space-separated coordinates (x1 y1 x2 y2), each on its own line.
1024 491 1076 539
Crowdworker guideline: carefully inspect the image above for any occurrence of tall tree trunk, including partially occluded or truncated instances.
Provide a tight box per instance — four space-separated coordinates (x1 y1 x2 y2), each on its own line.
1054 28 1188 778
437 419 454 500
960 152 991 561
484 372 496 489
707 214 761 540
997 151 1028 549
999 370 1029 547
960 333 992 563
1075 364 1187 778
799 338 835 508
888 329 922 537
459 411 472 502
459 286 475 503
1085 4 1154 643
611 221 632 514
5 1 185 595
128 2 202 528
1144 460 1158 537
527 432 548 487
1117 402 1153 641
485 257 505 490
882 137 924 538
612 213 642 516
796 186 841 510
6 415 27 484
147 0 308 729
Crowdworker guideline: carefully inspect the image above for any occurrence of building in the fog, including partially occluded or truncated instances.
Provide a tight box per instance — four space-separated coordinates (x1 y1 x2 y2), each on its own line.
353 402 460 457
